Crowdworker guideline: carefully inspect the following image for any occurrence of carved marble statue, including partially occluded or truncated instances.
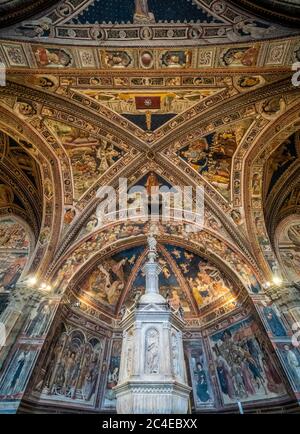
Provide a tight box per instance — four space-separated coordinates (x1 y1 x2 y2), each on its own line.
148 234 157 253
145 328 159 374
147 234 158 263
126 343 133 377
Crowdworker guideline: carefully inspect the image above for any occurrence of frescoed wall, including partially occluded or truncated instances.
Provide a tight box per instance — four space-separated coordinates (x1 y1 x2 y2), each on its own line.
24 299 57 339
27 322 106 409
45 120 125 199
209 317 287 405
16 317 123 413
0 345 39 400
102 340 122 410
76 241 240 323
0 218 31 293
260 305 288 338
184 340 214 410
277 344 300 390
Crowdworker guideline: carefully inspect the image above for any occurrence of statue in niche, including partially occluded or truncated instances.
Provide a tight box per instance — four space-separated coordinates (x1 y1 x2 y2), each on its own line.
126 343 133 377
171 333 179 376
145 328 159 374
133 289 142 306
134 0 155 24
148 234 157 253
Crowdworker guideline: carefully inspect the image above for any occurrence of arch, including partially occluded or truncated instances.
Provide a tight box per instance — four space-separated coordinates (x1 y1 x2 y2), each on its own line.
0 103 64 276
53 160 257 275
243 102 300 278
274 214 300 283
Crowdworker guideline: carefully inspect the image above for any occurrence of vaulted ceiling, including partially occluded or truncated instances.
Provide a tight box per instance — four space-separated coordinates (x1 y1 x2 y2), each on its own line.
0 0 299 324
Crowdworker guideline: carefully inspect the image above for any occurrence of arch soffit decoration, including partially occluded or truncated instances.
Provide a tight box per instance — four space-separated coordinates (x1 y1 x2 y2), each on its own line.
47 217 265 315
265 164 300 245
0 37 298 287
244 102 300 278
0 74 294 282
0 214 37 281
0 103 64 277
0 132 42 233
51 155 260 274
2 75 295 216
0 213 35 257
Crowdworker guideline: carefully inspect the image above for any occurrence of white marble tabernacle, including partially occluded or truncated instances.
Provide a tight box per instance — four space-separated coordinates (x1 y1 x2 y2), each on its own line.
114 236 191 414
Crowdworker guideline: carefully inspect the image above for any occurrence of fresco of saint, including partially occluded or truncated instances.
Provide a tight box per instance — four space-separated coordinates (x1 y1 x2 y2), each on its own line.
133 0 155 23
0 219 30 292
210 318 286 404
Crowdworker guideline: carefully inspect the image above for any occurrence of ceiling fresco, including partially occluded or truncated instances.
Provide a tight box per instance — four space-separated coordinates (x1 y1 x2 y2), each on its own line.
265 131 300 196
0 0 299 46
230 0 300 26
77 243 238 319
69 0 221 25
45 119 126 199
0 131 43 236
178 118 253 199
74 88 223 131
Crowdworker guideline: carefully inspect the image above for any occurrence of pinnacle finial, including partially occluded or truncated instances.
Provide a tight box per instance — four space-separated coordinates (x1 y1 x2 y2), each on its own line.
139 232 165 304
147 233 157 263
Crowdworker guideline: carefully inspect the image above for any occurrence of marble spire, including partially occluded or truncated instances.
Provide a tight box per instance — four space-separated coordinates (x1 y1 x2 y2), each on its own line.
140 235 166 304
